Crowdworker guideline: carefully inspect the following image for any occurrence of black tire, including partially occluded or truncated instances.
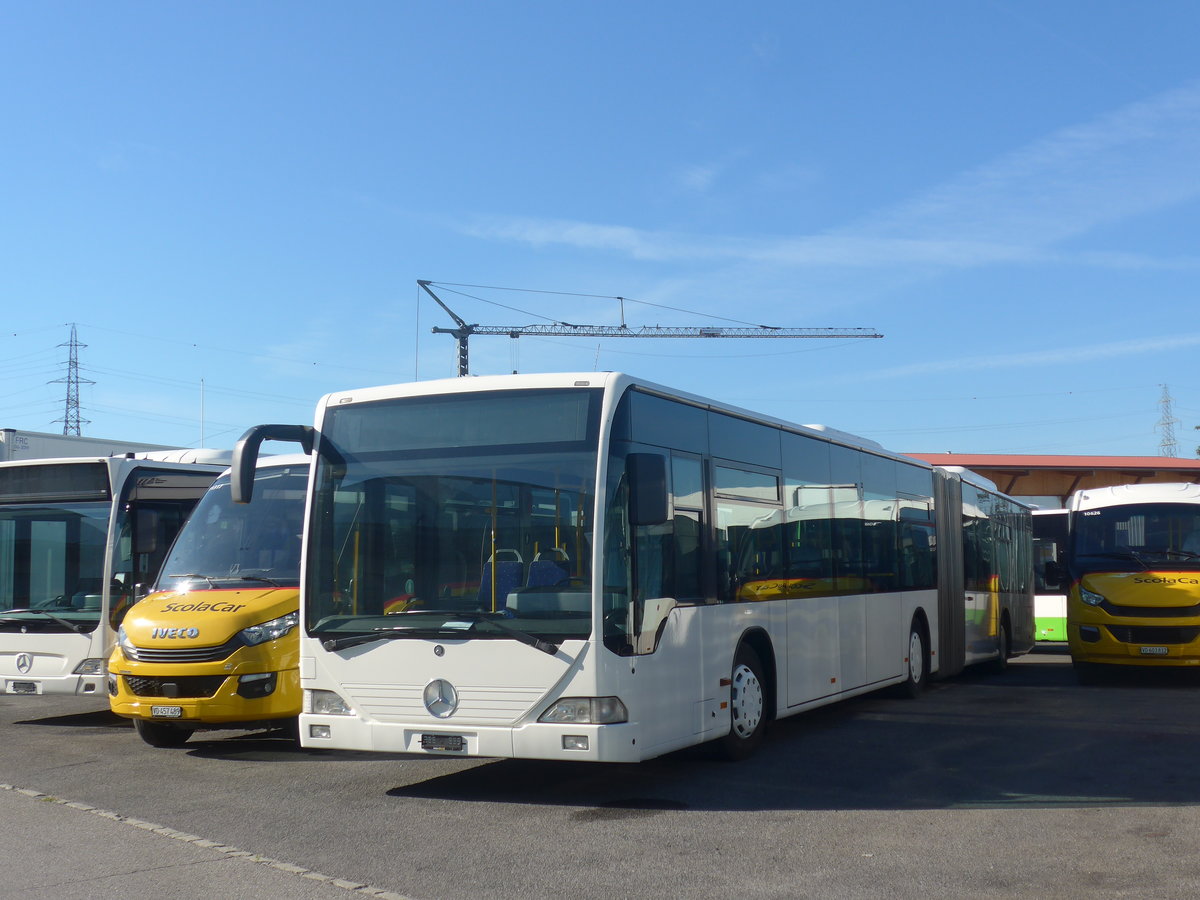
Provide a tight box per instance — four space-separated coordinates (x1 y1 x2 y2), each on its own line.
900 618 929 698
715 644 767 761
991 618 1011 674
134 718 193 748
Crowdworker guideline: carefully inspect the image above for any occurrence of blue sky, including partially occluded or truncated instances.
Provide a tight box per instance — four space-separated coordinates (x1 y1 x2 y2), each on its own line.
2 1 1198 457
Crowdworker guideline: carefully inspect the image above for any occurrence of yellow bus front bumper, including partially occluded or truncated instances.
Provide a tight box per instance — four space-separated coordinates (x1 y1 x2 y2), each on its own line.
108 640 300 726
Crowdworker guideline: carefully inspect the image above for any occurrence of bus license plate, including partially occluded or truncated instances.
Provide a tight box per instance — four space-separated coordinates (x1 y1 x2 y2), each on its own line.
1140 647 1169 656
421 734 464 752
9 681 37 694
151 705 184 718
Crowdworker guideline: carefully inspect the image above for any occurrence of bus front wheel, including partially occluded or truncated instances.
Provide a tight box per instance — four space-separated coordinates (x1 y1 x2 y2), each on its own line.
716 645 766 760
134 718 193 748
900 619 928 698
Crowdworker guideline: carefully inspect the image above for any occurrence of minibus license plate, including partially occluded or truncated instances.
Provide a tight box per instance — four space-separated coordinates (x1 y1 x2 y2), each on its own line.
151 705 184 718
421 734 464 752
9 681 37 694
1140 646 1169 656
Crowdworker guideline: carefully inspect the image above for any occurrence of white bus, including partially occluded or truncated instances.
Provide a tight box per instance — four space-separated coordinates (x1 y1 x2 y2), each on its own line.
0 452 230 696
232 372 1033 762
1032 508 1068 641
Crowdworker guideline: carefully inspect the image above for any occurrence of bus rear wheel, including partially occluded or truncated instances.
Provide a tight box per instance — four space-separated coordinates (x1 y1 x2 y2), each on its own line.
991 618 1011 674
715 645 766 760
134 718 193 748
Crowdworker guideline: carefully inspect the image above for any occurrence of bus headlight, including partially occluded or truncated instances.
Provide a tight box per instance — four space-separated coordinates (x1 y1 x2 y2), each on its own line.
1080 587 1106 607
309 689 353 716
72 658 105 676
538 697 628 725
240 611 298 646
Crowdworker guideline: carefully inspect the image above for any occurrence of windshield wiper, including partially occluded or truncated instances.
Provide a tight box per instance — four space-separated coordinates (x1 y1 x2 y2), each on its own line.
320 614 560 656
460 613 560 656
167 573 286 588
1078 551 1149 570
235 575 284 587
321 626 471 652
166 573 218 586
0 608 89 635
1164 549 1200 560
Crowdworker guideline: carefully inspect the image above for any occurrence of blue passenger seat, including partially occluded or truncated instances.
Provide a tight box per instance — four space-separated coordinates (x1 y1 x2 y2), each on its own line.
526 548 570 589
478 549 524 610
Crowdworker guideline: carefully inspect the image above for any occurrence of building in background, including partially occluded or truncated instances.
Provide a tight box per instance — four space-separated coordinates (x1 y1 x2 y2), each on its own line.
905 454 1200 510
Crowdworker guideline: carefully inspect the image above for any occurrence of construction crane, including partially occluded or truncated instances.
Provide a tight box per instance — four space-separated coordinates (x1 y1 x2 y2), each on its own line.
418 280 883 377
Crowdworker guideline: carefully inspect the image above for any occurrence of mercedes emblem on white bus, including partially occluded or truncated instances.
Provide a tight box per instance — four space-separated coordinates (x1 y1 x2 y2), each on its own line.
16 653 33 674
423 678 458 718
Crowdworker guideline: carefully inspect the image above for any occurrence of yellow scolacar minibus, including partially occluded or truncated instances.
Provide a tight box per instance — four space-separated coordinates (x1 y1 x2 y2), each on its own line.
1060 483 1200 682
108 454 308 746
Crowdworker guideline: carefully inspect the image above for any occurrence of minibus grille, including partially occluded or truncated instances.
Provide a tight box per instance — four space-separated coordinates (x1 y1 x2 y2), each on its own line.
129 636 243 663
1101 600 1200 619
123 675 228 699
1106 625 1200 645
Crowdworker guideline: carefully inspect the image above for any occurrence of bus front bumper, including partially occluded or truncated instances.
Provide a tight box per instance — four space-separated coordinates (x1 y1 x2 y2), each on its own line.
1068 617 1200 666
1 672 104 696
108 648 301 726
298 714 643 763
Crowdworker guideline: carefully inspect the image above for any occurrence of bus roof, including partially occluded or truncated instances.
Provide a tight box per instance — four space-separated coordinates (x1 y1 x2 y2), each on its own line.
1069 482 1200 511
315 371 913 467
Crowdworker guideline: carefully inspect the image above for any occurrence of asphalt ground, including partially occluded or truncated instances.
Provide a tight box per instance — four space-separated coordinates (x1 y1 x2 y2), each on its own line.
5 647 1200 899
0 784 408 899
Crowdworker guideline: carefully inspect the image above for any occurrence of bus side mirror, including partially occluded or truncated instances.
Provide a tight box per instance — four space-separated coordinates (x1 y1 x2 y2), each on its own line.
627 453 668 526
232 424 315 503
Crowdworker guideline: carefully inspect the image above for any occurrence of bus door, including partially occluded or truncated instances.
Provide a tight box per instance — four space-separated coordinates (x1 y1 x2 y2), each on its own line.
607 450 713 754
961 487 997 660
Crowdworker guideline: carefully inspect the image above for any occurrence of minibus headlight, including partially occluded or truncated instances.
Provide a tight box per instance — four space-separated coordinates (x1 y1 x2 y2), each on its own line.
538 697 628 725
240 611 298 646
117 625 138 661
309 689 354 716
1080 587 1106 607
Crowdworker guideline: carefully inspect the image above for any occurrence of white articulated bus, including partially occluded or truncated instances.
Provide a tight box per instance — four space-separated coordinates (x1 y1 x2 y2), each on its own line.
0 452 231 696
232 373 1033 763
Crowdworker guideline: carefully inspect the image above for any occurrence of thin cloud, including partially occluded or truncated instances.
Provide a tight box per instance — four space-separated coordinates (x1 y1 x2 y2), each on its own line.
830 332 1200 384
463 80 1200 271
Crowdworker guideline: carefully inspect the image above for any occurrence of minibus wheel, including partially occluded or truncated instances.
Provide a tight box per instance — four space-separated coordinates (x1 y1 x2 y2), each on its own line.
134 718 193 748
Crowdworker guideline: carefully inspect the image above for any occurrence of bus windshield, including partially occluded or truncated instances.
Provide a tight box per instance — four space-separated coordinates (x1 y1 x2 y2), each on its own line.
156 467 308 592
306 389 600 643
1071 502 1200 575
0 500 111 632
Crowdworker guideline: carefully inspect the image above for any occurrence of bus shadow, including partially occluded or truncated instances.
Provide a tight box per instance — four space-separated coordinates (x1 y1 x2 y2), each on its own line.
12 709 127 729
387 660 1200 813
184 730 433 764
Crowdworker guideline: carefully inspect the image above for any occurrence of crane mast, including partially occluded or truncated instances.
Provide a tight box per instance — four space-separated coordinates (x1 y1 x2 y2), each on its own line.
418 280 882 377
